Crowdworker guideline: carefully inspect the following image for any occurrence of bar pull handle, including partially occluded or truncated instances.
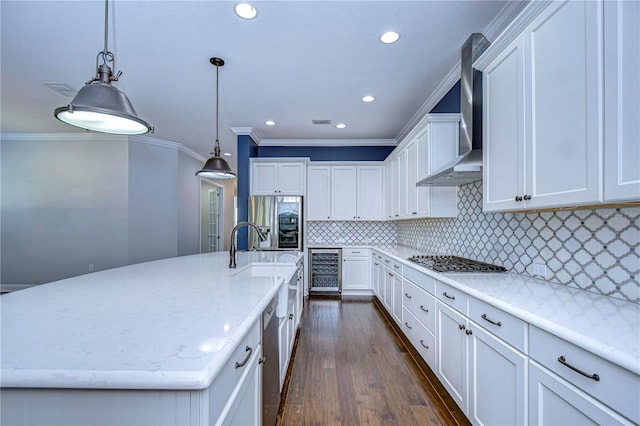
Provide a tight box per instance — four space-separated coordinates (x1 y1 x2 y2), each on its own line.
419 340 429 349
557 356 600 381
481 313 502 327
404 322 413 330
235 346 253 369
419 305 429 313
443 292 455 300
404 292 412 299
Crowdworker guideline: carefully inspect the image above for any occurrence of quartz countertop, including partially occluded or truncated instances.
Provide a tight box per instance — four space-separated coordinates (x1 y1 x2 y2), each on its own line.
0 251 302 390
371 245 640 376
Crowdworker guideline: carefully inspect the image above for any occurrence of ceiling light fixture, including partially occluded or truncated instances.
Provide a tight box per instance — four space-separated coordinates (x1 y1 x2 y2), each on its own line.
336 123 346 129
362 95 375 103
265 120 276 126
54 0 152 135
235 3 257 19
380 31 400 44
196 57 236 179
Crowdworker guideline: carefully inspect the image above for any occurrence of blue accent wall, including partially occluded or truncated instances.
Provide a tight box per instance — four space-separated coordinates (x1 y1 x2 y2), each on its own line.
236 135 259 251
430 80 461 113
257 145 394 161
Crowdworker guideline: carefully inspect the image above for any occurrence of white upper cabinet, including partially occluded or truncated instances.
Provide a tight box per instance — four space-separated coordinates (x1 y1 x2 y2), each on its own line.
307 164 384 221
479 0 609 212
603 0 640 202
307 165 331 220
250 159 306 196
481 0 640 210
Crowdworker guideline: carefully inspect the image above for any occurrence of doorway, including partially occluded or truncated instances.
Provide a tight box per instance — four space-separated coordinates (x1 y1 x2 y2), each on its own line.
200 180 224 253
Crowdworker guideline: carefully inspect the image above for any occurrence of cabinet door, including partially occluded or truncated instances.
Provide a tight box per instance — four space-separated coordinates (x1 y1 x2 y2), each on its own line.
525 0 603 207
392 272 402 325
529 361 631 426
425 119 459 217
383 269 394 312
468 324 527 426
415 131 431 216
604 0 640 202
357 166 383 220
436 301 469 414
251 163 278 195
397 148 408 217
342 256 371 290
217 344 262 426
331 166 357 220
406 139 418 216
483 34 526 212
278 163 305 195
392 156 401 219
307 166 331 220
385 160 397 219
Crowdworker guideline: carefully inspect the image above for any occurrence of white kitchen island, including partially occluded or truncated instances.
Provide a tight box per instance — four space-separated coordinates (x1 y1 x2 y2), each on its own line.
0 250 302 425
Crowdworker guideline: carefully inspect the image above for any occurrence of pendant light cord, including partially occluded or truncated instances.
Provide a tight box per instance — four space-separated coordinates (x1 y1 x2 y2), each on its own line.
103 0 109 54
214 61 221 156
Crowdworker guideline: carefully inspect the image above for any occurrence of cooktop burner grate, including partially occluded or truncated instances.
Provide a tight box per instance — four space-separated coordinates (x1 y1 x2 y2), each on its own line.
408 255 507 273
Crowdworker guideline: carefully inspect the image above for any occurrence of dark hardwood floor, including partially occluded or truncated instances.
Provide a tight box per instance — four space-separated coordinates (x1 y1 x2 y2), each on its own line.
278 297 469 426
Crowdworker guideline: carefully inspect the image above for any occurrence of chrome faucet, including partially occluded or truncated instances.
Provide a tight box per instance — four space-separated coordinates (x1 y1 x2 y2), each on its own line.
229 221 267 268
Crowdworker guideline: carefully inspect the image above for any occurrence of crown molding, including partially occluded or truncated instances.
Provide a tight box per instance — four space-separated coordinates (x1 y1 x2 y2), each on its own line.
230 127 261 144
0 132 128 142
259 139 397 147
129 135 181 150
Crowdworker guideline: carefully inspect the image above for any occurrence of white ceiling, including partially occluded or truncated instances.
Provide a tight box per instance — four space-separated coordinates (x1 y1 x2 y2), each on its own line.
0 0 524 170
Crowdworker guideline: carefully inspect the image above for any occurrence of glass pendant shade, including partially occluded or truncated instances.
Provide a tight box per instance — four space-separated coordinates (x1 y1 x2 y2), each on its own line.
55 80 152 135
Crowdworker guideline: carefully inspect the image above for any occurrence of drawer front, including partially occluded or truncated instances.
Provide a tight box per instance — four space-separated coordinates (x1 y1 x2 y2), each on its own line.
381 255 392 269
530 326 640 422
391 260 403 275
469 297 528 353
402 279 436 334
207 320 261 421
343 247 369 256
435 281 468 315
403 265 436 294
403 307 437 369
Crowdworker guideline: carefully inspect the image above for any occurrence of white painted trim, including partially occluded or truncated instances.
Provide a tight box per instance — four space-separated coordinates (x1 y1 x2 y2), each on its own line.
0 133 128 142
259 139 396 147
230 127 261 144
482 0 532 43
129 135 181 150
250 157 311 164
178 145 207 162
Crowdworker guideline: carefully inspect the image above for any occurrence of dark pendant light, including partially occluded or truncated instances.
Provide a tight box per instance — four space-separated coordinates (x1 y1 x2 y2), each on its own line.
195 57 236 179
54 0 152 135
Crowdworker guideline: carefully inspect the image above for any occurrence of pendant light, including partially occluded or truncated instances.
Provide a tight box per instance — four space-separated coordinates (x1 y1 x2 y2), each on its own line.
54 0 152 135
195 57 236 179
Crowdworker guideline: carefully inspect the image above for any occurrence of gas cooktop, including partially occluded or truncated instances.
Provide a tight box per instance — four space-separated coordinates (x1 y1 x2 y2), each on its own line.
408 255 507 273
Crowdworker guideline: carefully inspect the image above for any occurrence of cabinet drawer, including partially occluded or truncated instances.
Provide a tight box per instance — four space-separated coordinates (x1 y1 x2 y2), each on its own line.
343 247 369 256
402 279 436 334
403 307 437 369
403 265 436 294
469 297 527 353
391 260 403 275
381 255 392 269
435 281 468 315
206 320 261 422
530 326 640 422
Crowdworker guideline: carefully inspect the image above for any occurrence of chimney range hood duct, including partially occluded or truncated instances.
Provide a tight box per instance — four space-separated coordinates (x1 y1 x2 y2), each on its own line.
418 33 490 187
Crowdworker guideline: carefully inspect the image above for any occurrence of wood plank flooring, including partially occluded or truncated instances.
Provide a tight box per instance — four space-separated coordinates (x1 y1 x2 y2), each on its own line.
278 297 468 426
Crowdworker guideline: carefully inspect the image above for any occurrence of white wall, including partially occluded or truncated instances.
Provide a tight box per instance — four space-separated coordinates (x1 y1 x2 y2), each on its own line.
0 134 207 288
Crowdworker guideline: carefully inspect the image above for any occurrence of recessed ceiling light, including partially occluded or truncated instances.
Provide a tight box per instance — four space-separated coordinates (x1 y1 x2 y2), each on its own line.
223 152 232 156
380 31 400 44
362 95 375 103
235 3 257 20
265 120 276 126
336 123 346 129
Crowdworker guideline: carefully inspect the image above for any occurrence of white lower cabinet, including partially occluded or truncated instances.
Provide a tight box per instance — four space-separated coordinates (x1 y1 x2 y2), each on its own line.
468 324 527 426
529 361 632 426
436 300 469 414
216 343 262 426
342 248 371 291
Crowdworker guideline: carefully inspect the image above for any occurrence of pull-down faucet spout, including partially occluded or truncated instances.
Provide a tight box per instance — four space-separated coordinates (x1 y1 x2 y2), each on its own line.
229 221 267 268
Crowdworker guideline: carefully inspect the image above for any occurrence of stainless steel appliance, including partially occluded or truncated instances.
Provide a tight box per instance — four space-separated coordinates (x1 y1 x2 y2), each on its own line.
309 248 342 292
248 196 303 251
261 297 279 426
408 255 507 273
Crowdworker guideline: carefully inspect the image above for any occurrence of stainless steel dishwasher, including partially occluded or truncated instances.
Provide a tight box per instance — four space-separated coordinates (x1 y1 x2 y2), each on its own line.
261 297 280 426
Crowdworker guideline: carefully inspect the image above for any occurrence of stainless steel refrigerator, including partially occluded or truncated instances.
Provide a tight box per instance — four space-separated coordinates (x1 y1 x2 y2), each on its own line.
248 196 303 250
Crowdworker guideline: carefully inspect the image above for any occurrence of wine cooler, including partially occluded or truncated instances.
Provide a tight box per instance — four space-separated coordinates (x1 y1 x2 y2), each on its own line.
309 248 341 293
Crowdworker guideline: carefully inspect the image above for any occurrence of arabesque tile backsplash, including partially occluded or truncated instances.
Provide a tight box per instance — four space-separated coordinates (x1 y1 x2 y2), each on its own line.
310 181 639 303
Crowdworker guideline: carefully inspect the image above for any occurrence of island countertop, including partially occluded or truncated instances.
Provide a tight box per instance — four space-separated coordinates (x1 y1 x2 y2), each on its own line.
0 251 302 390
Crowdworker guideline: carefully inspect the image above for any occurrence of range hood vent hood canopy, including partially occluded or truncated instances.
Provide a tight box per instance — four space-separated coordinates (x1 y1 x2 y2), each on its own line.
418 33 490 187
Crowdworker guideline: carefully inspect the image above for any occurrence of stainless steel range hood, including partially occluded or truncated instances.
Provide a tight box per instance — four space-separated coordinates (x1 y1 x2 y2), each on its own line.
418 33 490 187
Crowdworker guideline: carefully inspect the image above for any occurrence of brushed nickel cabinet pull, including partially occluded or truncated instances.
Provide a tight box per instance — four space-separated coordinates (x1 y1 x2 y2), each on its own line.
458 324 466 330
515 195 523 202
465 329 473 335
404 292 412 299
481 313 502 327
419 340 429 349
558 356 600 381
443 292 455 300
405 322 413 329
235 346 253 369
524 194 532 201
419 305 429 313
